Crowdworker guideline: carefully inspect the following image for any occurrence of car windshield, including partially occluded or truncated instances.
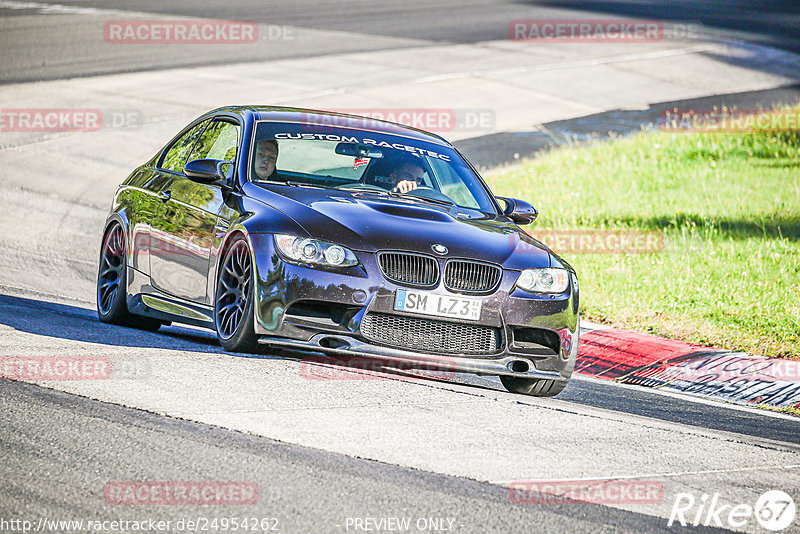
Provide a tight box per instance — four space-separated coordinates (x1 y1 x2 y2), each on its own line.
249 121 496 212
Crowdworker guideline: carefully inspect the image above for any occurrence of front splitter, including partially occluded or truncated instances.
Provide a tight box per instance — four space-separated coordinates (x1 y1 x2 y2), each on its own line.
258 333 568 381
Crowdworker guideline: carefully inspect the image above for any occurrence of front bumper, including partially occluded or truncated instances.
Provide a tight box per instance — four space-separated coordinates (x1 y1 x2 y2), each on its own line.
258 332 574 381
248 233 579 380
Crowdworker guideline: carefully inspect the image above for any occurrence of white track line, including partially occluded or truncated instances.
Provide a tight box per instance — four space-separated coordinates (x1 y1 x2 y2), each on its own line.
491 463 800 485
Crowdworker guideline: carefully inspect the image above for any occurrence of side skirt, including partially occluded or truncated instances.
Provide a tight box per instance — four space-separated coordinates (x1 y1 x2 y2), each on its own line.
126 266 215 329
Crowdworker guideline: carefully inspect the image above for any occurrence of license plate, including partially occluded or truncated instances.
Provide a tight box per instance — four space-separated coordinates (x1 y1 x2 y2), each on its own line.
394 289 482 321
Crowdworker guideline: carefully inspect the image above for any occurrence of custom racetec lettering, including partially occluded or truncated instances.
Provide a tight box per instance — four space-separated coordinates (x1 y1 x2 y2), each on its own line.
362 138 451 161
273 132 451 161
274 132 360 143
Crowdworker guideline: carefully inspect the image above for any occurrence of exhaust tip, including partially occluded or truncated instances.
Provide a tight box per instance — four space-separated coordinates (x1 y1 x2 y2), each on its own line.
318 337 351 350
508 359 530 373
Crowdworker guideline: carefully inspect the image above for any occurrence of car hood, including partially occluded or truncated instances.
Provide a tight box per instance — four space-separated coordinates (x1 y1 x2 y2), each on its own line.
244 183 552 269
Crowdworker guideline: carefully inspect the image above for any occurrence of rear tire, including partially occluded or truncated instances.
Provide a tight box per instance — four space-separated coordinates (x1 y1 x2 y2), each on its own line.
214 235 259 353
97 223 164 332
500 375 568 397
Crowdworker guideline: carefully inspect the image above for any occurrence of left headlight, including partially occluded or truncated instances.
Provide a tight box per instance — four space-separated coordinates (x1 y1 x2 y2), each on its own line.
515 268 570 294
274 234 359 268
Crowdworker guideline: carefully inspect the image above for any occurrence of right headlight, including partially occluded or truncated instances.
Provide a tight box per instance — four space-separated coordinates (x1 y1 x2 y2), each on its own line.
515 268 570 294
274 234 358 268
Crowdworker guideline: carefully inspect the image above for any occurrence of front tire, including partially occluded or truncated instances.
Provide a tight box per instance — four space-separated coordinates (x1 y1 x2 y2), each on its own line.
97 223 163 332
500 375 568 397
214 235 259 353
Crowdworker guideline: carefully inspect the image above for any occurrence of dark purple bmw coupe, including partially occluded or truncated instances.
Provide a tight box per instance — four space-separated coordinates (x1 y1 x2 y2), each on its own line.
97 106 579 396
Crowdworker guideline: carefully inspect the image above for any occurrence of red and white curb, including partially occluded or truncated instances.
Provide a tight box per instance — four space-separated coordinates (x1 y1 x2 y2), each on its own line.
577 321 800 411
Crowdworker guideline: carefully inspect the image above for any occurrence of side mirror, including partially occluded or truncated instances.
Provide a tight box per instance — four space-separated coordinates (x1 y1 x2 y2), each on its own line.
183 159 233 186
497 196 538 225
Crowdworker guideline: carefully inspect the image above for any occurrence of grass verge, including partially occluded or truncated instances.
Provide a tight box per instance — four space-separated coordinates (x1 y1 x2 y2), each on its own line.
758 404 800 417
485 112 800 359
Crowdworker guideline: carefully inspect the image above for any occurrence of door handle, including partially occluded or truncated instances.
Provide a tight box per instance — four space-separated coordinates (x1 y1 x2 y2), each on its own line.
158 190 171 202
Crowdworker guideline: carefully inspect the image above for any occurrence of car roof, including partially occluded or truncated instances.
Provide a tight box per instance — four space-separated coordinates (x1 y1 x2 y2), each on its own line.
213 106 452 147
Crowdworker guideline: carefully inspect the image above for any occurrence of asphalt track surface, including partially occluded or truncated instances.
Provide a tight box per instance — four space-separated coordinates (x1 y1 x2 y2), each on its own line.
2 2 800 533
2 291 799 534
2 379 729 534
2 0 799 83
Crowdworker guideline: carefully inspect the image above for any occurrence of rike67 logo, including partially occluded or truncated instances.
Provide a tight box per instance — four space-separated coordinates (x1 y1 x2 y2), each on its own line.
669 490 796 531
